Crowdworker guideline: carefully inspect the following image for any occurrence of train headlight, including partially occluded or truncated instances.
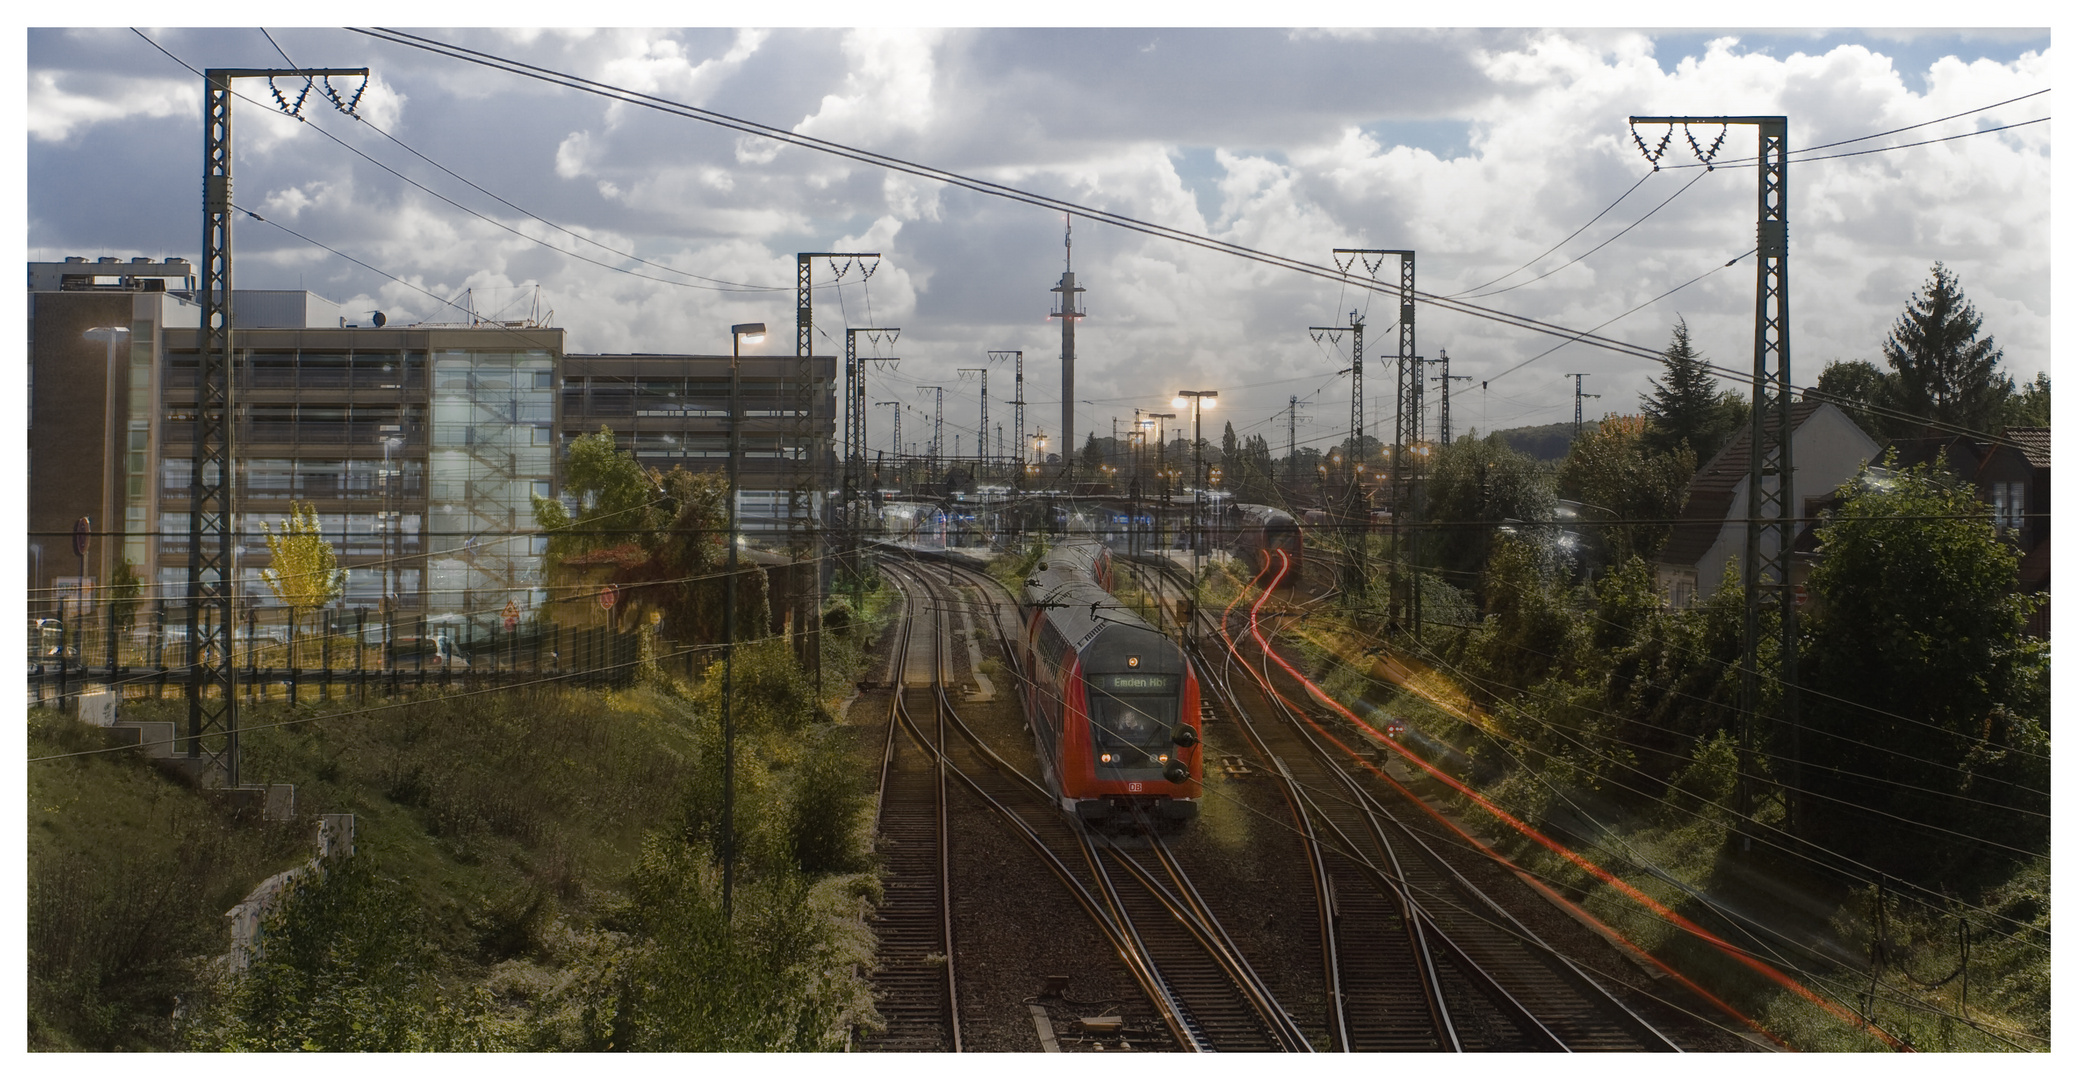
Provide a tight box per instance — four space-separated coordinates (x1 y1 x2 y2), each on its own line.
1158 754 1169 763
1100 753 1113 764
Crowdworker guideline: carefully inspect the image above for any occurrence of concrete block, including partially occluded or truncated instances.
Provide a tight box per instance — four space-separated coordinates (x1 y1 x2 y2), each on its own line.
77 690 118 726
319 813 356 860
264 783 296 822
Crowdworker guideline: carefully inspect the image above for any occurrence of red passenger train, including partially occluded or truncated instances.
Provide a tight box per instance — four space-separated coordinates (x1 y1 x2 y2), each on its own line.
1019 539 1202 826
1227 503 1304 581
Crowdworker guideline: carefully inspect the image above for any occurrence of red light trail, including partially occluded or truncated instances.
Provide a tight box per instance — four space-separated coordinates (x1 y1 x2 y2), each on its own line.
1211 549 1905 1051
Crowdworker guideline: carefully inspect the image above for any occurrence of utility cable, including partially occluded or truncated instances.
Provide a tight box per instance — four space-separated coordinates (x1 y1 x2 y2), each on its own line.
1462 169 1713 300
1448 170 1657 297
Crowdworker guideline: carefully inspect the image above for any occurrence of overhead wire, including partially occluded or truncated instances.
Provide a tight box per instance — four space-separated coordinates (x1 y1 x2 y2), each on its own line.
160 28 2041 455
1461 169 1715 300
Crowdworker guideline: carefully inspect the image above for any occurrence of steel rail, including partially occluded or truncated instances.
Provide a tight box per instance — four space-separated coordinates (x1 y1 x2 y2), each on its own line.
1122 548 1462 1046
910 558 1307 1051
882 561 1198 1050
857 565 963 1051
1236 552 1683 1051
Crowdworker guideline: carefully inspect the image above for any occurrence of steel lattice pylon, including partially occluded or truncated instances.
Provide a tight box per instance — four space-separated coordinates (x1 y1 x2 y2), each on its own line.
189 67 364 787
1333 248 1415 626
795 253 877 685
1632 114 1797 829
1308 314 1366 599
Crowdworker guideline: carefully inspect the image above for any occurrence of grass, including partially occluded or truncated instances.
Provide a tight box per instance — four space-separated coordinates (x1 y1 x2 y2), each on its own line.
29 600 896 1052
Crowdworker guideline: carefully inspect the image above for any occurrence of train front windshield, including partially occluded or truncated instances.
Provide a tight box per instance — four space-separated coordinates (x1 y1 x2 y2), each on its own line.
1087 673 1181 778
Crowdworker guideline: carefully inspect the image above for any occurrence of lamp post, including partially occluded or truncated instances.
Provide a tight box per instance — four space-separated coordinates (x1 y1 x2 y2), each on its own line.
724 321 766 923
1171 391 1216 642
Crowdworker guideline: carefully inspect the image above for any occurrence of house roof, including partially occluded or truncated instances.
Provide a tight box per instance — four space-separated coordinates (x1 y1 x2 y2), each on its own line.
1884 433 1988 482
1657 402 1824 569
2001 427 2050 469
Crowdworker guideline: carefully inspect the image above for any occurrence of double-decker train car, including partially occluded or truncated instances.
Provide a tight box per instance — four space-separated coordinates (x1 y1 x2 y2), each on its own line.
1033 536 1115 591
1019 542 1200 826
1227 503 1304 580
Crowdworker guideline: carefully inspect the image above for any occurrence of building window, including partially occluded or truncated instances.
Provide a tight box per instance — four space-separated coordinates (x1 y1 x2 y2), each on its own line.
1991 481 2026 534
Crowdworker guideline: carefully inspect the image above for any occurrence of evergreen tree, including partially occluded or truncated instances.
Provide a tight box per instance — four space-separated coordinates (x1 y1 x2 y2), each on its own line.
2002 371 2050 429
1640 317 1743 463
1881 262 2013 435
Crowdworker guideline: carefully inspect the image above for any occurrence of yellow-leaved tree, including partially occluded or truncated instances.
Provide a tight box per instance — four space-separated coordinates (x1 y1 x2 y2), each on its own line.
260 500 348 645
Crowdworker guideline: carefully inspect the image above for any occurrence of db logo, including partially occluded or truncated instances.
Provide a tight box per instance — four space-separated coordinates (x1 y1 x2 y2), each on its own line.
1128 782 1144 793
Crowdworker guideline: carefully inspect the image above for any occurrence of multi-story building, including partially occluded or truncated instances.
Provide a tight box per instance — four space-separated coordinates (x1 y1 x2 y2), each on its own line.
558 352 837 535
28 257 563 634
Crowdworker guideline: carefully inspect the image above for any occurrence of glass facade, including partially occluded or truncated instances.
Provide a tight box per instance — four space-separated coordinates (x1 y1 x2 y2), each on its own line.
428 347 557 623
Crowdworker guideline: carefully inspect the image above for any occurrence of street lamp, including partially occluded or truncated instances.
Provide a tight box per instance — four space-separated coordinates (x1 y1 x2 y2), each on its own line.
1172 390 1216 641
724 321 765 923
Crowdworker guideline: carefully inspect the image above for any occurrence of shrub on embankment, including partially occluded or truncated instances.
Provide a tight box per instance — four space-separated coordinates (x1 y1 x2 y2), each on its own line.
28 642 878 1051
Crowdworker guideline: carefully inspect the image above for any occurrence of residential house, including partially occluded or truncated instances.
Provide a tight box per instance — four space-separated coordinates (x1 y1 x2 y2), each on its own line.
1655 401 1881 608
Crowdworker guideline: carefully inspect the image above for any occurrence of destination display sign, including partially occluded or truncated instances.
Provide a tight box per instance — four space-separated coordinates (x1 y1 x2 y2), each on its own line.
1094 673 1177 692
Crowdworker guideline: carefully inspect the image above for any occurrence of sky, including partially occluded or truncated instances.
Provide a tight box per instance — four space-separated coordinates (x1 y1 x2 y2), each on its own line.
23 24 2054 463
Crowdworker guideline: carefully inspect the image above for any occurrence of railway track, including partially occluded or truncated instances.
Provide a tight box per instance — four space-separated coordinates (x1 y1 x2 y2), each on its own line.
1123 553 1683 1052
856 568 962 1052
887 558 1311 1052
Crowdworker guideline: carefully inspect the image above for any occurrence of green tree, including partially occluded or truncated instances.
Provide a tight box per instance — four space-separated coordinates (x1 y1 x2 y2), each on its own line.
532 427 669 572
1881 262 2014 435
107 556 144 635
2002 371 2050 428
532 430 765 645
259 500 347 631
1640 317 1746 463
1807 358 1893 438
1419 433 1555 598
1556 415 1694 567
1079 433 1104 473
1799 452 2048 876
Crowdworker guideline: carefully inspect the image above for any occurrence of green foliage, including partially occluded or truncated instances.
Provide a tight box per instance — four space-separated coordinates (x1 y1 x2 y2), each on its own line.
610 837 867 1051
187 855 512 1051
28 713 307 1050
1809 358 1893 438
2002 371 2049 429
1641 317 1747 463
533 428 769 646
259 500 348 616
1463 536 1582 703
1881 262 2015 436
1556 416 1694 566
1800 452 2047 876
534 427 671 568
1419 432 1556 597
107 557 145 634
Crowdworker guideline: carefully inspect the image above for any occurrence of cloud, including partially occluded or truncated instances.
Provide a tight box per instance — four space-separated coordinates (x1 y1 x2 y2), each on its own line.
27 68 188 142
24 28 2051 444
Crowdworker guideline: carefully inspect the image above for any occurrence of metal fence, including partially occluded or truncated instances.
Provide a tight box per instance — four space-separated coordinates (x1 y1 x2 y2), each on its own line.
27 599 644 709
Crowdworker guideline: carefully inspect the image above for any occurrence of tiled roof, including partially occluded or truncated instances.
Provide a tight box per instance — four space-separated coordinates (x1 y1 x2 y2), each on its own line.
2001 427 2050 469
1884 434 1986 481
